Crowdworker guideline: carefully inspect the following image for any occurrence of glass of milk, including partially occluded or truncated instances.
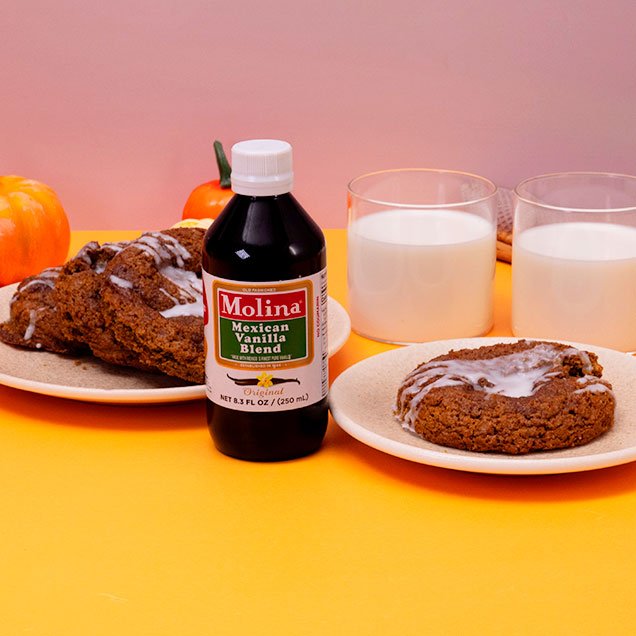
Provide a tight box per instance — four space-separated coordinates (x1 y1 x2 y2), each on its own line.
512 172 636 351
347 169 497 344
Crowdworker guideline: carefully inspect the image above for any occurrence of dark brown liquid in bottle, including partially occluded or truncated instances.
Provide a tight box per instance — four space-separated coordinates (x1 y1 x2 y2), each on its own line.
202 193 328 461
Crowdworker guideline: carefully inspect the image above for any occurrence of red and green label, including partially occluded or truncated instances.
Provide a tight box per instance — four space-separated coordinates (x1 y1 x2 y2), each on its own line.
203 270 328 413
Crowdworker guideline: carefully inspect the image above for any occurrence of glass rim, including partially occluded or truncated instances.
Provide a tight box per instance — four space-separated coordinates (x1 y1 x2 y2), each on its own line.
347 168 498 209
514 171 636 213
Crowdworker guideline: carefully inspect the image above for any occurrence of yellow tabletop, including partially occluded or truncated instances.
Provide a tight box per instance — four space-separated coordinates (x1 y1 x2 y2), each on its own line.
1 230 634 636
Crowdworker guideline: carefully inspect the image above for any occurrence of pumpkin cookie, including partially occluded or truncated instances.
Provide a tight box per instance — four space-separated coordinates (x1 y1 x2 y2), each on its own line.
395 340 615 454
0 267 85 354
99 228 205 383
53 240 155 370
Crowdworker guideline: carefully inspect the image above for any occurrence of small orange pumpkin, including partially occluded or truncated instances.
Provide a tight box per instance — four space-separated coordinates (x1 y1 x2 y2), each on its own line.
0 176 70 286
182 140 234 221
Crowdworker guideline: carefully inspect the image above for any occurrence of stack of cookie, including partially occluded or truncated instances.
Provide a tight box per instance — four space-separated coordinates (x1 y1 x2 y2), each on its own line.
0 228 205 384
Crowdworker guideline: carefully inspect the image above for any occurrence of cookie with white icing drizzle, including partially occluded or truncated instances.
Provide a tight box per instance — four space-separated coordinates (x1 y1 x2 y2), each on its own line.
99 227 205 383
52 239 156 370
394 340 615 454
0 267 86 354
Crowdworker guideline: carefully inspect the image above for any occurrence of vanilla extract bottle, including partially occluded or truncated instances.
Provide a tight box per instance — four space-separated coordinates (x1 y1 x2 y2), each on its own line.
202 140 328 461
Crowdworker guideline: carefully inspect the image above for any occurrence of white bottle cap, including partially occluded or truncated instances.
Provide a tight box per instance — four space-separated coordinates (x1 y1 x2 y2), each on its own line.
230 139 294 196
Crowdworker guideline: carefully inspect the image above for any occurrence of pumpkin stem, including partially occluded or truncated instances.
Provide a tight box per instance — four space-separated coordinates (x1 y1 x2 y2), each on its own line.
214 140 232 189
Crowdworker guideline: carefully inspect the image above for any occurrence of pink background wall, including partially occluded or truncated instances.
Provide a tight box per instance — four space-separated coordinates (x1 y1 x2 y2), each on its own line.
2 0 635 230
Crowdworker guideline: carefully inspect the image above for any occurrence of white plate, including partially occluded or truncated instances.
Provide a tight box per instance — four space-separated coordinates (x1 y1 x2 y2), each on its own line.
329 337 636 475
326 296 351 359
0 284 350 404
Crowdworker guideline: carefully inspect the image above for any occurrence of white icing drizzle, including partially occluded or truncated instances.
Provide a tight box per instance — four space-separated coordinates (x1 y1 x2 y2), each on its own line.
23 308 45 341
96 242 128 273
395 343 605 428
159 287 179 304
74 241 127 274
574 384 611 394
109 275 133 289
135 232 192 267
107 232 203 319
74 241 99 265
24 310 37 341
158 267 202 318
159 233 192 265
574 376 613 395
159 297 203 318
160 266 199 299
18 267 60 293
101 241 126 254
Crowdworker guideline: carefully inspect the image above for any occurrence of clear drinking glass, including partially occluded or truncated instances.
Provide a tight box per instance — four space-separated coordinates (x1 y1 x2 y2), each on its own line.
347 169 497 344
512 172 636 351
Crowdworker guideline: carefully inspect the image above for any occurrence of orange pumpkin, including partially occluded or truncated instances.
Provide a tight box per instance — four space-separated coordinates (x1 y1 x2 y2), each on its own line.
182 140 234 220
0 176 70 286
182 181 234 221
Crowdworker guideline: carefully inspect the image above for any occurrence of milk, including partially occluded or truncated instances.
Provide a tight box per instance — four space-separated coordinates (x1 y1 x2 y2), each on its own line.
348 209 496 343
512 222 636 351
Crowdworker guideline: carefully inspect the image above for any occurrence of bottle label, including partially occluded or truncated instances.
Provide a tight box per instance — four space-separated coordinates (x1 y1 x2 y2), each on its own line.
203 269 328 412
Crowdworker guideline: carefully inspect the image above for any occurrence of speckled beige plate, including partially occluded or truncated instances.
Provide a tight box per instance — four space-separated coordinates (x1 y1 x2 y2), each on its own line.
329 337 636 475
0 284 350 404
